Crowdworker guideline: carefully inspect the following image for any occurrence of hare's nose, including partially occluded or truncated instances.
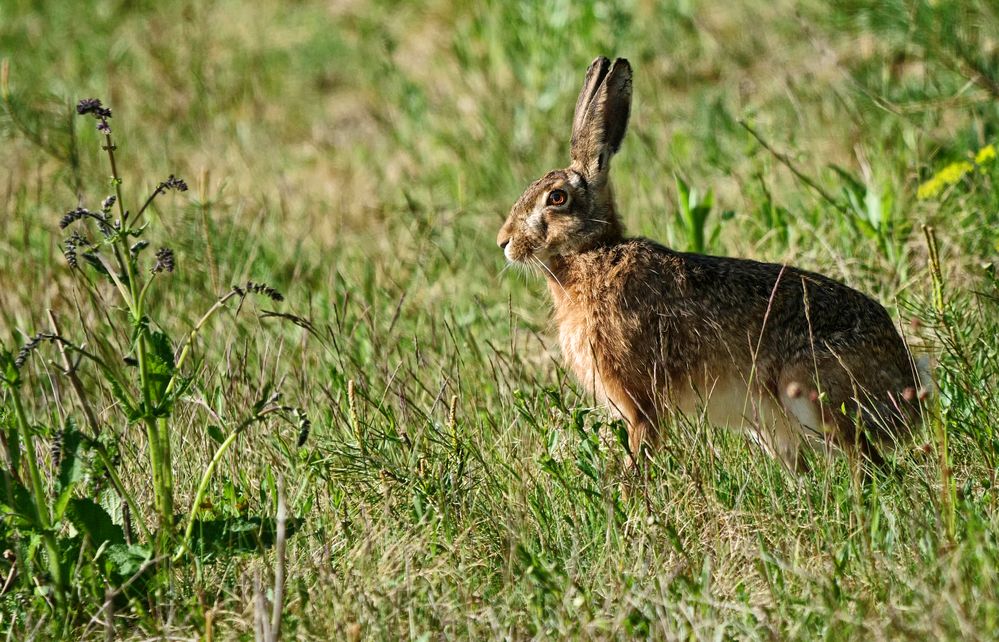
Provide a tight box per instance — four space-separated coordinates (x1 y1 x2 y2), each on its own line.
498 239 510 250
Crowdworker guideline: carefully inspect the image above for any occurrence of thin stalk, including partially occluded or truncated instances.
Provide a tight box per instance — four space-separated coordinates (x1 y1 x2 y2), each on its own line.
164 290 240 397
923 225 956 543
269 474 287 642
156 416 173 527
136 274 159 318
102 132 128 229
173 406 283 561
9 388 65 605
132 185 165 227
93 446 153 542
739 120 850 216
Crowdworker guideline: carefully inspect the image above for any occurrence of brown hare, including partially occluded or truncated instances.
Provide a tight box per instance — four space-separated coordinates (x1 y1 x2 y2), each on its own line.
497 57 929 470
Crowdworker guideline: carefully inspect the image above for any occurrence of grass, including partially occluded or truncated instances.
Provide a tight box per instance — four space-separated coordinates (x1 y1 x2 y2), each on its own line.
2 0 999 638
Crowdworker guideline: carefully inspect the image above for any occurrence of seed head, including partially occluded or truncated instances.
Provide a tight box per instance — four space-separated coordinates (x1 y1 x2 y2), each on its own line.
63 231 90 268
152 247 176 274
77 98 113 133
295 410 311 447
244 281 284 302
59 207 110 233
14 332 53 369
60 207 89 229
76 98 112 118
162 175 188 192
101 195 117 211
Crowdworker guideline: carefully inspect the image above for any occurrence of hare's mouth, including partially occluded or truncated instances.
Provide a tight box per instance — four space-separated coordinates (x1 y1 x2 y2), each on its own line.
504 239 551 265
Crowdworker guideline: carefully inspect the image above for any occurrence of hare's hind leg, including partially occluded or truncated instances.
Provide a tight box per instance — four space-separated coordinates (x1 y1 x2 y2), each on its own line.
747 389 813 473
777 363 886 468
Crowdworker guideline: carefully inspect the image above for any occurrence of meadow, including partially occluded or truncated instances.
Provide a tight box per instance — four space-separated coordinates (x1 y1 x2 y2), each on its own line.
2 0 999 639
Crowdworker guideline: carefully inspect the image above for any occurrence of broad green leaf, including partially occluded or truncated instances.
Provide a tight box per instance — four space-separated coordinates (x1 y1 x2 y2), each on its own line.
102 542 153 579
0 404 20 474
107 375 141 423
1 348 21 386
145 330 176 403
54 419 87 520
66 497 125 547
56 419 86 491
186 515 301 559
0 471 39 528
206 424 226 444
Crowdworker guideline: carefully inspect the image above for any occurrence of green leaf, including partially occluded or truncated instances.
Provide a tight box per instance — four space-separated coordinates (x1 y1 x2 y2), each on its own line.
186 515 301 559
0 471 39 528
57 419 86 490
145 330 176 403
206 424 226 444
107 375 141 423
0 348 21 387
53 419 87 520
80 251 112 279
0 403 20 474
102 542 153 580
66 497 125 546
611 419 631 461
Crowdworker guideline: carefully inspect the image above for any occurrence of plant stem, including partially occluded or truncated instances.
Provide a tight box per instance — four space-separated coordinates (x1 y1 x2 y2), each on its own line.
174 406 282 561
102 132 128 228
923 225 956 544
93 446 152 542
101 128 174 546
164 290 240 398
739 120 850 216
9 387 65 606
269 474 287 641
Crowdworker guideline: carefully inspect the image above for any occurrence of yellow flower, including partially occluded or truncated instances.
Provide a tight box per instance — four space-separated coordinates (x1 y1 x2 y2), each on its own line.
975 143 996 165
917 160 973 200
917 177 943 200
937 160 974 183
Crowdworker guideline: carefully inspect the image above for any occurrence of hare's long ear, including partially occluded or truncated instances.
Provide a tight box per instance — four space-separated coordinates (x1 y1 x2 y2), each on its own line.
569 57 632 181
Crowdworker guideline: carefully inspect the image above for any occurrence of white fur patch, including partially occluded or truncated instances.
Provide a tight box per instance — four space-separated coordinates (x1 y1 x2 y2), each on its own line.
915 354 935 399
526 209 544 235
672 376 818 468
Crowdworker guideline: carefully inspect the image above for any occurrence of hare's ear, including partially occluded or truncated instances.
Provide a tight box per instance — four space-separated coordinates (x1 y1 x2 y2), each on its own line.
570 57 632 181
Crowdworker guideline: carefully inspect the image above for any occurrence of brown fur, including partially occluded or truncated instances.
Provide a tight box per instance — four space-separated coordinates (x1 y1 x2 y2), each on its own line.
497 57 927 469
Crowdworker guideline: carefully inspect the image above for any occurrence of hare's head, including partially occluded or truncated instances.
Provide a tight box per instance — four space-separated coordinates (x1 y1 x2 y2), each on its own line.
497 57 632 265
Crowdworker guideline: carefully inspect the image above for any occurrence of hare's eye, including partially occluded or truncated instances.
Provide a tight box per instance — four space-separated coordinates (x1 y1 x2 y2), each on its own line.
547 189 568 207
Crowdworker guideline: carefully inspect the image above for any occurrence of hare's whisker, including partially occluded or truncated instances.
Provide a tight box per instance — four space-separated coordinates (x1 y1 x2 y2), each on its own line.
532 257 572 302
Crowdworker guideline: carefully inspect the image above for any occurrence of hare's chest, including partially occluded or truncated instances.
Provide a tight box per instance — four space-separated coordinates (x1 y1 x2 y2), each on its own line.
559 323 600 393
555 301 621 401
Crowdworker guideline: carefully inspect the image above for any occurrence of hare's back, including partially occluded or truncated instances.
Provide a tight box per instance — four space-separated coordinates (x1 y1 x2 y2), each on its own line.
623 240 913 371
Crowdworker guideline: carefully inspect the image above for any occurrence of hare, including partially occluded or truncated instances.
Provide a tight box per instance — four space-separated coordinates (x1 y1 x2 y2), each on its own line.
497 57 929 470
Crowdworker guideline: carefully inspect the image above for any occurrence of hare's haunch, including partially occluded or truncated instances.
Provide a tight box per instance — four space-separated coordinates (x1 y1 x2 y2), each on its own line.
497 57 929 469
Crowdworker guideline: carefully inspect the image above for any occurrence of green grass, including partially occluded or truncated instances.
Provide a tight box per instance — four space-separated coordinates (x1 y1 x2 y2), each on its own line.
2 0 999 638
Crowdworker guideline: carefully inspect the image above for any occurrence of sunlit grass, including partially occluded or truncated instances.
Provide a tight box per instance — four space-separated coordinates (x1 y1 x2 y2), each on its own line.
2 0 999 638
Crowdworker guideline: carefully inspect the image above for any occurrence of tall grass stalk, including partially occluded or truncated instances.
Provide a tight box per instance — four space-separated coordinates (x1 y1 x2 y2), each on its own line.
923 224 956 543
